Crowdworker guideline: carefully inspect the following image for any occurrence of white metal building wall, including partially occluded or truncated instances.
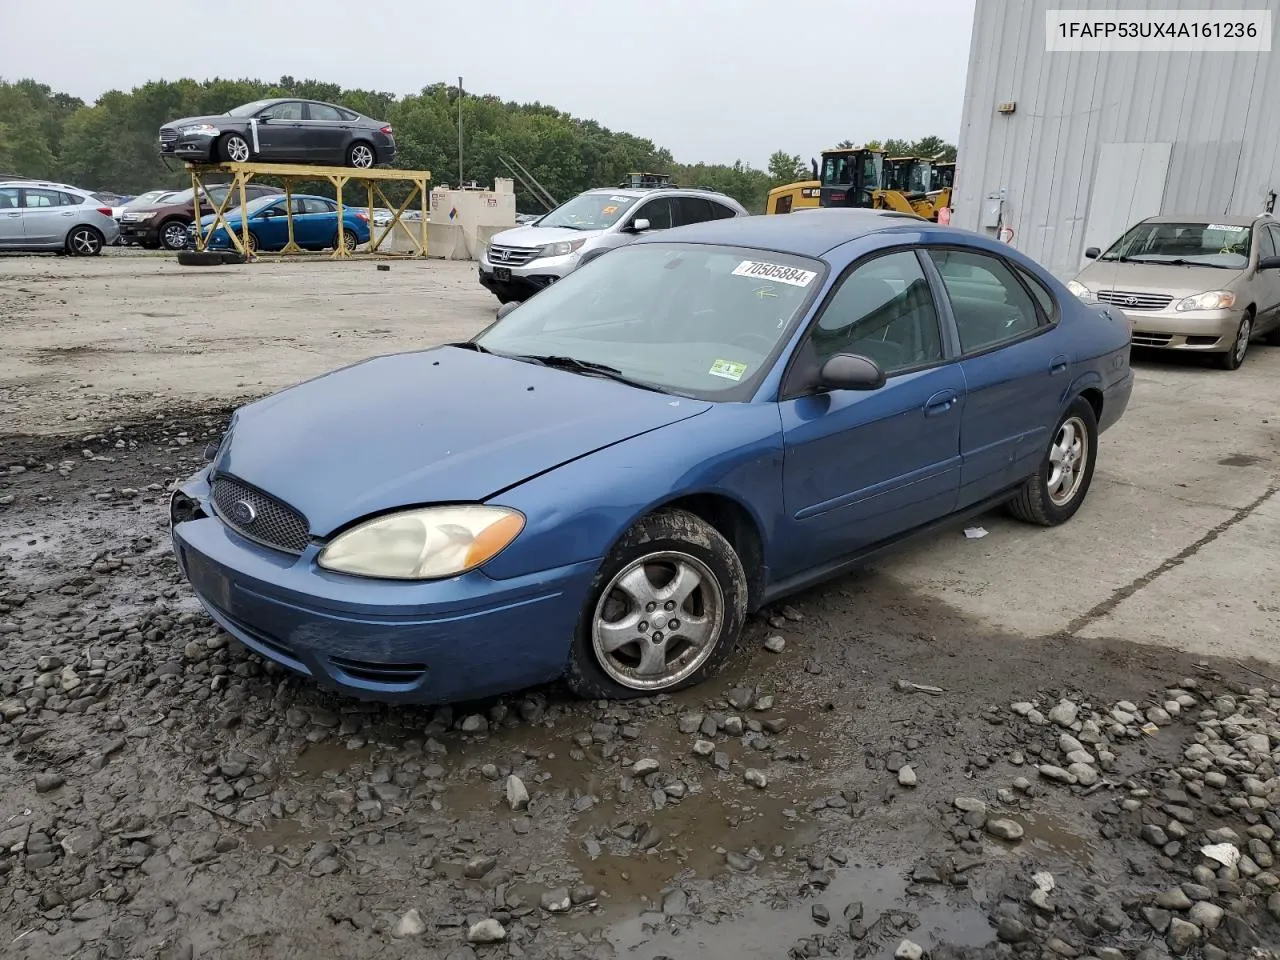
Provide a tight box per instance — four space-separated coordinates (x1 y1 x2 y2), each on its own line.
953 0 1280 278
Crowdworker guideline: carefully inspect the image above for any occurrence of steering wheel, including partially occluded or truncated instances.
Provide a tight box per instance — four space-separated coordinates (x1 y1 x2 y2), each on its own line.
730 332 776 352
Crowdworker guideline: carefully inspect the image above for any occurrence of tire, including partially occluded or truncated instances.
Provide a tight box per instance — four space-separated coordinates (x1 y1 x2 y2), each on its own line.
336 228 359 253
1007 396 1099 527
565 508 748 700
65 226 103 256
219 133 252 164
159 220 189 251
1216 311 1252 370
346 141 376 169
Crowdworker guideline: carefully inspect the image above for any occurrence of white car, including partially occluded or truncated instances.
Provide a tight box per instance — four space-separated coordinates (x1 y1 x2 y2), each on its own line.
478 185 748 303
0 180 121 255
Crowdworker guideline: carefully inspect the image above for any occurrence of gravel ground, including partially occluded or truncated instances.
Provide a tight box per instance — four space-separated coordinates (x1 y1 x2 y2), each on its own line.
2 254 1280 960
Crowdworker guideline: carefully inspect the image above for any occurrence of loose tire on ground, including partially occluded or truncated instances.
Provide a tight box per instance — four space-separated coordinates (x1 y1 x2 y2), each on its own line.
1007 396 1099 527
565 508 748 700
176 250 245 266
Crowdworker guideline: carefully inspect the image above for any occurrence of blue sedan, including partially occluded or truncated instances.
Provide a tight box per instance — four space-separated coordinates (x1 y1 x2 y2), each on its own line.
194 193 370 253
170 209 1134 704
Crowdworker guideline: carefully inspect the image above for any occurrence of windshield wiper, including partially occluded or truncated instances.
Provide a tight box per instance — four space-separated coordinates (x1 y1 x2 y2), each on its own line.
511 354 664 392
1128 257 1224 268
447 341 492 353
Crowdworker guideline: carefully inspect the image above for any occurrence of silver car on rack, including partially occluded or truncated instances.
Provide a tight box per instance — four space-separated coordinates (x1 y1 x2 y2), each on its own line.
0 180 121 255
478 185 748 303
1068 213 1280 370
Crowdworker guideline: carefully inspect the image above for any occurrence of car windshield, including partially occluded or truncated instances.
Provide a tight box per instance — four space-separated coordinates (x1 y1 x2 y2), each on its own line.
240 196 279 215
226 99 273 117
125 190 169 208
1100 220 1253 269
536 192 639 230
474 242 824 399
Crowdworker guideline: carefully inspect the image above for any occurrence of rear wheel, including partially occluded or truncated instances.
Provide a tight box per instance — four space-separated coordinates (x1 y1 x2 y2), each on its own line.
336 228 359 253
1007 397 1099 527
346 142 375 168
159 220 189 251
566 509 747 700
1217 311 1252 369
219 133 251 164
65 226 103 256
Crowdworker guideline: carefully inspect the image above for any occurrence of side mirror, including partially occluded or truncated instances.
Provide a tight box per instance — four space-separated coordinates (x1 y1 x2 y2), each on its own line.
629 218 651 233
495 302 520 320
1258 255 1280 270
1084 247 1101 259
818 353 886 392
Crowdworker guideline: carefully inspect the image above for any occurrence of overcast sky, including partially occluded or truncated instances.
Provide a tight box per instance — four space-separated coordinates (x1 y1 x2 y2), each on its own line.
4 0 976 169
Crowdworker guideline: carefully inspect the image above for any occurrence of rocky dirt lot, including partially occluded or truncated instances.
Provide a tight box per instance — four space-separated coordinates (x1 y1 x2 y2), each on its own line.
2 254 1280 960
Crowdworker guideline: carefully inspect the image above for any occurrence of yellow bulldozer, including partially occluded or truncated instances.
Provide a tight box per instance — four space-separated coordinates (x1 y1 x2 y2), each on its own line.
818 147 954 221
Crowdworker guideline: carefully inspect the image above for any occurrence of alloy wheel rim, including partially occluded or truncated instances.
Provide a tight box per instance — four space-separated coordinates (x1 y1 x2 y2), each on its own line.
228 137 250 162
591 551 724 690
1235 316 1251 363
163 223 187 248
342 231 356 252
71 229 98 254
351 145 374 168
1047 416 1088 507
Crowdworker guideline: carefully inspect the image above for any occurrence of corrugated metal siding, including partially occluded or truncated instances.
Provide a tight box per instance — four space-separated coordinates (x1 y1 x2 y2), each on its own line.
955 0 1280 278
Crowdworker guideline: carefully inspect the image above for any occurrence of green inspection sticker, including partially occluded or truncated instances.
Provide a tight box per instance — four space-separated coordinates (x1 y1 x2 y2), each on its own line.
709 359 748 381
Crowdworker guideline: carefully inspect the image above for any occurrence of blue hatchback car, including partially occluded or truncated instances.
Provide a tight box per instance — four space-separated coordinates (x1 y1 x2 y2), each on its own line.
170 209 1134 705
193 193 370 254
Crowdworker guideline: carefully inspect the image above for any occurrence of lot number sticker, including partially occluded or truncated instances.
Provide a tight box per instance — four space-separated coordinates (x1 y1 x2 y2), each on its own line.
1208 224 1247 232
709 359 748 381
732 260 817 287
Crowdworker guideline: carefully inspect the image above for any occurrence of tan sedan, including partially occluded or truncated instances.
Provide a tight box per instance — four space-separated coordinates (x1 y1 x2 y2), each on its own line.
1068 214 1280 370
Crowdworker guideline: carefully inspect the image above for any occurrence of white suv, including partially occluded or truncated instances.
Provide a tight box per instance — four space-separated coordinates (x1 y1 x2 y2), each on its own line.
479 185 748 303
0 180 121 255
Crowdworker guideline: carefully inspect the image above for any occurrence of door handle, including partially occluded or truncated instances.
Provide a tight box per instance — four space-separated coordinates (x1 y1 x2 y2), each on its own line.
1049 354 1069 375
924 389 958 417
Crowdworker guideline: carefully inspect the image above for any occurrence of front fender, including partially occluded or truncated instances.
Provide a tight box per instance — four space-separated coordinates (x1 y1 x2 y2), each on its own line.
479 403 784 581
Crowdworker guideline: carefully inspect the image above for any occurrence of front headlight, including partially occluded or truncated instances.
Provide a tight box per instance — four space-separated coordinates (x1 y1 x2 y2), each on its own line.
180 123 220 136
1175 290 1236 312
1066 280 1091 300
317 505 525 580
538 238 586 258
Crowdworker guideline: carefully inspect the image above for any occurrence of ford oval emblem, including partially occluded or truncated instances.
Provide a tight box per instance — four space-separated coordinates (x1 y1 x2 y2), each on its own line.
229 499 257 525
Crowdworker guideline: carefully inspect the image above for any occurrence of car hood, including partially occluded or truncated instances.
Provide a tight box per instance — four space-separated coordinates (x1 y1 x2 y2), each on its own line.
1076 260 1246 297
490 224 602 247
163 113 231 129
215 346 712 537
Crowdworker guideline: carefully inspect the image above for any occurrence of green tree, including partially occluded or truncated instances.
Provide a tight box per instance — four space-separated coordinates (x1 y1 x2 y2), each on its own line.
766 150 806 185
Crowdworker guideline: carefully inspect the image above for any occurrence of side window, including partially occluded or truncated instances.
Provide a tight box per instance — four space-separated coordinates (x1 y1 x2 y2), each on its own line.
633 197 674 230
675 196 714 225
259 101 304 121
1015 265 1057 321
706 200 738 220
809 250 944 374
1268 225 1280 257
0 187 20 208
22 189 60 208
59 192 82 206
307 102 344 122
1257 224 1277 259
300 197 332 214
927 249 1041 353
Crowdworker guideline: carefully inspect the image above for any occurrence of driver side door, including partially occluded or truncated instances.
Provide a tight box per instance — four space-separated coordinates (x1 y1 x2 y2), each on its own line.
776 248 965 576
254 101 308 161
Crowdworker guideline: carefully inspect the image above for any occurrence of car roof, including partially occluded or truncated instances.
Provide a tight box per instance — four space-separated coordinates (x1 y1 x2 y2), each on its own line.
580 186 735 201
1142 213 1272 227
0 180 84 192
632 207 932 258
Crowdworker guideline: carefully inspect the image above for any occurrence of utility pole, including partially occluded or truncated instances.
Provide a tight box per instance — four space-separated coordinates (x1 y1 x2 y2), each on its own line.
457 76 464 187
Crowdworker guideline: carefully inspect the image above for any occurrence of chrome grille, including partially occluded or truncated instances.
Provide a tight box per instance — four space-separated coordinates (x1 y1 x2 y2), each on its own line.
210 475 310 555
1131 332 1174 347
1094 289 1173 311
488 243 540 266
159 128 178 144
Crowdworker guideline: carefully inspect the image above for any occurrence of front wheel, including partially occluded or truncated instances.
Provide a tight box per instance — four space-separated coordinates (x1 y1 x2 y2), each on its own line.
66 226 103 256
219 133 251 164
159 220 189 250
566 509 747 699
1216 312 1252 370
1007 397 1099 526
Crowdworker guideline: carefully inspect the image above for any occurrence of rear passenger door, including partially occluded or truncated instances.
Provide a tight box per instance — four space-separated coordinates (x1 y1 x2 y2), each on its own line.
925 247 1065 507
296 197 336 246
19 188 74 245
303 102 350 164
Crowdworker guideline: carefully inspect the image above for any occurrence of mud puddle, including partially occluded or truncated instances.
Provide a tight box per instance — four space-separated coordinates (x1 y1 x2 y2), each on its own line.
605 862 994 958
